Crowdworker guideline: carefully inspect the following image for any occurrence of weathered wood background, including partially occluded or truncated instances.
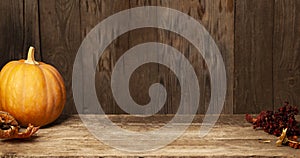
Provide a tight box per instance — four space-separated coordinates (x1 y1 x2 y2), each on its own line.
0 0 299 114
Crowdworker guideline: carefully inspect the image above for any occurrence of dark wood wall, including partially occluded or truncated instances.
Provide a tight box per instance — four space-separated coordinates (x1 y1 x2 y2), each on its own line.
0 0 299 114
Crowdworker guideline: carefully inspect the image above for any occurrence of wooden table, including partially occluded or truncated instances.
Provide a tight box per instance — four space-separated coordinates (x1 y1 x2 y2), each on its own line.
1 115 299 157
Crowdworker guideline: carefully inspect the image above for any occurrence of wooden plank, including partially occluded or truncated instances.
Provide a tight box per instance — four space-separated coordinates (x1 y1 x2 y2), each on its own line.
39 0 81 114
80 0 130 114
273 0 300 110
128 0 164 114
234 0 274 113
0 0 41 69
0 115 299 157
157 0 234 114
0 0 23 65
85 1 234 114
207 0 234 114
24 0 41 61
156 1 194 114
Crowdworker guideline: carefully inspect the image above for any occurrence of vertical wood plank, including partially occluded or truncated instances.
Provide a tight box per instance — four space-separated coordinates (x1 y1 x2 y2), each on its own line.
80 0 130 114
24 0 41 60
0 0 23 64
273 0 300 109
128 0 164 114
156 0 194 114
207 0 234 114
199 0 234 114
39 0 81 114
84 0 234 114
0 0 41 69
234 0 274 113
158 0 234 114
156 28 184 114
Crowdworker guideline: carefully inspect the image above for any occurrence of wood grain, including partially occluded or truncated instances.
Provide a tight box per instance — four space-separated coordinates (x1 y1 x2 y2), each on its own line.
39 0 81 114
128 0 163 114
200 0 235 114
273 0 300 110
24 0 41 61
87 0 234 114
0 0 299 114
156 1 195 114
234 0 274 113
0 0 41 69
80 0 130 114
0 115 299 157
158 0 234 114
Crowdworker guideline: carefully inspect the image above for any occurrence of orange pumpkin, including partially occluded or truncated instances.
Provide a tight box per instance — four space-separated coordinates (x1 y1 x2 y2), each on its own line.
0 46 66 127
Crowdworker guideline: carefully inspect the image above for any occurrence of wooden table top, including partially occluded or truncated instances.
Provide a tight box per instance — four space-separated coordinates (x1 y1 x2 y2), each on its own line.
1 115 299 157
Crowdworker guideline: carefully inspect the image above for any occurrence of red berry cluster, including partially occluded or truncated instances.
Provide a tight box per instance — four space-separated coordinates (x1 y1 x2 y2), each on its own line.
246 102 300 137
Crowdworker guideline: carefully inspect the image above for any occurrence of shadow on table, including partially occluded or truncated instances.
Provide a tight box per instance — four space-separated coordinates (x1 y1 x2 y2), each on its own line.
42 114 73 129
1 135 39 143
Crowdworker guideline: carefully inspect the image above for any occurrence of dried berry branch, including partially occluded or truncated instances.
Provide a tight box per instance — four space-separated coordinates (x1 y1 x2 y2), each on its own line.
246 102 300 136
246 102 300 149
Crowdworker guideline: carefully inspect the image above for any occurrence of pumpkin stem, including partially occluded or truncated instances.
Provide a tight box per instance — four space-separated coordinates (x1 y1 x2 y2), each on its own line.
25 46 39 65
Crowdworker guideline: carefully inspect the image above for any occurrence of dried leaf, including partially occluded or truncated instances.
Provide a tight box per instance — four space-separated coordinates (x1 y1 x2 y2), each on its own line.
0 111 39 139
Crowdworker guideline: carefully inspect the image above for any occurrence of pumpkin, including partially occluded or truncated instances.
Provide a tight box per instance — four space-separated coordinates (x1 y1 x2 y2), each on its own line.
0 46 66 127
